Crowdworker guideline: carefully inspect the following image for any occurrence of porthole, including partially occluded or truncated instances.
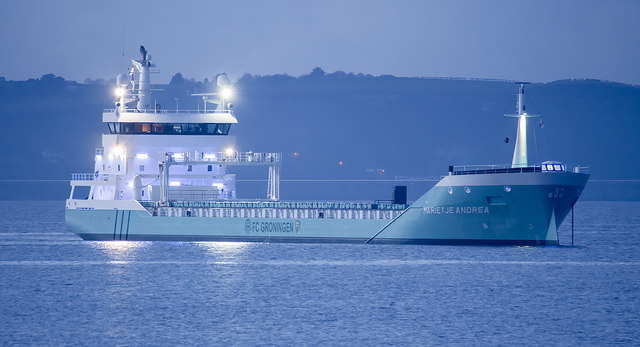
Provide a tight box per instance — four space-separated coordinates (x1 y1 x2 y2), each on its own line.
448 187 453 195
464 186 471 194
504 186 511 192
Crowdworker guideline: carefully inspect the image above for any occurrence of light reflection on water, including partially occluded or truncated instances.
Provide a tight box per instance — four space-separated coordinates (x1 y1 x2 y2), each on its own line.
195 241 252 263
92 241 150 263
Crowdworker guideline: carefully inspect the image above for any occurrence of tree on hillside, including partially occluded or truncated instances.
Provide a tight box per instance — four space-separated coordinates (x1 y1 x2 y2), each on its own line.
170 73 185 85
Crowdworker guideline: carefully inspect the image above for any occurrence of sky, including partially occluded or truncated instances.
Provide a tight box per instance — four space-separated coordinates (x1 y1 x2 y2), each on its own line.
1 0 639 85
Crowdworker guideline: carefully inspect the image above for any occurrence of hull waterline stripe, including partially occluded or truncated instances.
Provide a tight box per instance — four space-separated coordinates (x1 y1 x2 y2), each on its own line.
112 211 119 241
74 233 558 246
125 211 131 241
118 211 125 240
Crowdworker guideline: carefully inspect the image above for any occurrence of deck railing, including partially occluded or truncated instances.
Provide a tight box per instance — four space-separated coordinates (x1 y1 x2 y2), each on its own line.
104 109 233 115
171 151 281 164
451 164 590 176
71 173 109 181
452 165 542 175
71 173 96 181
139 200 409 210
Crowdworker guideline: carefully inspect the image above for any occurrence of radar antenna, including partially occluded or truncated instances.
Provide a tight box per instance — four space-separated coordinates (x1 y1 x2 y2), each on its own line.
140 46 147 64
191 73 234 112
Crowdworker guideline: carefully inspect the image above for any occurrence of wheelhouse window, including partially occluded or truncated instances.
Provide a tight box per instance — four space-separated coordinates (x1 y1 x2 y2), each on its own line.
107 123 232 135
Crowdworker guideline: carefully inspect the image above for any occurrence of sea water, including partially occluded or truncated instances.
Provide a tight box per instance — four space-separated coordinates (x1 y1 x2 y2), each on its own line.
0 201 639 346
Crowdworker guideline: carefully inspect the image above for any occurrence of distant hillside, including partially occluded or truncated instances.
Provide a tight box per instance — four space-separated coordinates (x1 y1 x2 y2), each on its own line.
1 72 639 200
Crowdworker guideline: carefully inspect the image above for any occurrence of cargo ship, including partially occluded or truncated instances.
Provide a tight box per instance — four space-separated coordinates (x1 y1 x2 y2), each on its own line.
65 47 589 245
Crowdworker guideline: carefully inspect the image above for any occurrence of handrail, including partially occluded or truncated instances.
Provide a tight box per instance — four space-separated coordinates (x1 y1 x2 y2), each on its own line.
71 173 109 181
453 164 530 171
169 151 282 164
138 200 410 210
453 166 542 175
104 109 233 115
71 173 95 181
451 163 591 176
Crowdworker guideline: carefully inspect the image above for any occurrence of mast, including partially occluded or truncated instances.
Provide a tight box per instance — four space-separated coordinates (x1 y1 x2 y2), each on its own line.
506 84 539 168
132 45 154 111
512 84 528 167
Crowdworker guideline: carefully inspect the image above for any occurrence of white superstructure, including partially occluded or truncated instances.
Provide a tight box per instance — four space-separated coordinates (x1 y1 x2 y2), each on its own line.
69 46 281 205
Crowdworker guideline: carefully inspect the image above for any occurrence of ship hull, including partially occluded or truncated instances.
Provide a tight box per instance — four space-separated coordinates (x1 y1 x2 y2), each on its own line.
65 172 589 246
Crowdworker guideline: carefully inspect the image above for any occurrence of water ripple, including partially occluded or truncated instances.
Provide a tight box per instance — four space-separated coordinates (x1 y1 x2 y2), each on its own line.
1 259 639 266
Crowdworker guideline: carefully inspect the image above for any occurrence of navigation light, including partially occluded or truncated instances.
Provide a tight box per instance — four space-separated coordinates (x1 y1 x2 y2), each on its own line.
221 87 233 99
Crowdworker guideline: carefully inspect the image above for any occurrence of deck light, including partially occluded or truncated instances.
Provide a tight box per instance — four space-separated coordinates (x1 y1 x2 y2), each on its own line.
221 87 233 99
136 153 149 160
225 147 235 156
113 146 125 158
169 181 180 187
114 87 125 97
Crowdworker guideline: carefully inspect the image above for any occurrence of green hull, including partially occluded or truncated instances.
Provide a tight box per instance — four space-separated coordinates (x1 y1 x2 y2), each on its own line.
66 171 589 246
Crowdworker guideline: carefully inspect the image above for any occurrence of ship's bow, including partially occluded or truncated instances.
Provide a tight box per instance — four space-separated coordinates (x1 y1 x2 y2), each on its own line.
381 169 589 245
